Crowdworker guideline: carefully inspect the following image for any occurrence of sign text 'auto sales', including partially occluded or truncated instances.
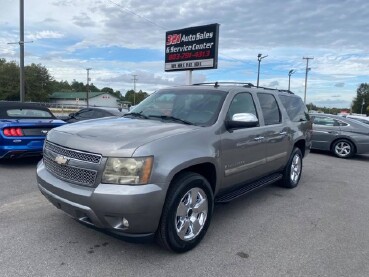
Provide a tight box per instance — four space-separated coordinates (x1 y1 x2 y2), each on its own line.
165 24 219 72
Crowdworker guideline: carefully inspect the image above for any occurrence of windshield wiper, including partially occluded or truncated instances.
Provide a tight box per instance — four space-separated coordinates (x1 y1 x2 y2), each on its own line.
148 115 194 125
123 112 149 119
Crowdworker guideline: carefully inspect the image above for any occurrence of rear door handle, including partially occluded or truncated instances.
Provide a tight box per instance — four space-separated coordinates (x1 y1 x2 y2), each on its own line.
279 131 287 136
254 136 264 141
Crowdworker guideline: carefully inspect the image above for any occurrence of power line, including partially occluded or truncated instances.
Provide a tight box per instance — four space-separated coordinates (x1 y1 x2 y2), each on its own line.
106 0 167 30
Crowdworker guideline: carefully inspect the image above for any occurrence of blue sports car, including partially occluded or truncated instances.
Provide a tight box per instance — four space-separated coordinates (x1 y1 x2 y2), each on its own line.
0 101 65 159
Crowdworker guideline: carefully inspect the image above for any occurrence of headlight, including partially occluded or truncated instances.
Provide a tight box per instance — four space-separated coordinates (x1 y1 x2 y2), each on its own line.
102 157 153 185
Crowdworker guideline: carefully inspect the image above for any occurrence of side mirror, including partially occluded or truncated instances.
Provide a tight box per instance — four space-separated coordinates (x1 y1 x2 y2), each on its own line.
225 113 259 129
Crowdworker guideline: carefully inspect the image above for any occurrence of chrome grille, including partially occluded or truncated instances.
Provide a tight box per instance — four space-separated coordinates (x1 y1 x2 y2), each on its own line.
45 141 101 164
44 156 97 186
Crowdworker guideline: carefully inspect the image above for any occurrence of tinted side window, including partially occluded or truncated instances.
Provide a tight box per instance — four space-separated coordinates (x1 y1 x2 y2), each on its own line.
75 109 95 119
337 120 348 126
227 93 258 119
279 95 309 122
313 116 339 126
257 93 281 125
93 110 110 118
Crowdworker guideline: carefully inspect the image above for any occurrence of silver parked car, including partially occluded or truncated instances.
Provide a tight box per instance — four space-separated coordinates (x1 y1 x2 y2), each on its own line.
345 115 369 125
37 83 312 252
310 113 369 158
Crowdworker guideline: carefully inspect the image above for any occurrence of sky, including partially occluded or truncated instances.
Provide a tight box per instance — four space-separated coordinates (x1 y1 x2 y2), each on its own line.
1 0 369 108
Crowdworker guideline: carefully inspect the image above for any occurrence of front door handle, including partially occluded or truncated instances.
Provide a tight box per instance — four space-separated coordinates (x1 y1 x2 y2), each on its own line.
279 131 287 136
254 136 264 141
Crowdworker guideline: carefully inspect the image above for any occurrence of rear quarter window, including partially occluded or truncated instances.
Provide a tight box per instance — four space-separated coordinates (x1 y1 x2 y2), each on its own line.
279 95 309 122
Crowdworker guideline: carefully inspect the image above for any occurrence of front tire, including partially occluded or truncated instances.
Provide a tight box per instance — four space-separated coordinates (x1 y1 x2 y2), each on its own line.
157 172 214 253
280 147 303 189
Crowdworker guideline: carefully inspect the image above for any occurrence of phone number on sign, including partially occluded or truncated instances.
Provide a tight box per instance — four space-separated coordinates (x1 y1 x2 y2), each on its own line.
168 50 211 61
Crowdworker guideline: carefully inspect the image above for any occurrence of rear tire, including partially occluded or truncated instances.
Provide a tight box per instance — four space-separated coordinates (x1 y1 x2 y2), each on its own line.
332 139 354 158
156 172 214 253
280 147 303 189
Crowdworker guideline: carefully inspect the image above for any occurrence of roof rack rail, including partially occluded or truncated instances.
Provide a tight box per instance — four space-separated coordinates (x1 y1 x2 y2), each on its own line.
278 89 294 95
192 82 255 88
256 86 294 94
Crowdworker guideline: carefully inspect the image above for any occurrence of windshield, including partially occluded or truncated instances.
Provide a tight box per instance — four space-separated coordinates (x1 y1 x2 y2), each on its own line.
130 89 227 126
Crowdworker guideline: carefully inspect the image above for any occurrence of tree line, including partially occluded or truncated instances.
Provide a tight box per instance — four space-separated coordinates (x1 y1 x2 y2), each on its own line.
306 83 369 115
0 58 148 105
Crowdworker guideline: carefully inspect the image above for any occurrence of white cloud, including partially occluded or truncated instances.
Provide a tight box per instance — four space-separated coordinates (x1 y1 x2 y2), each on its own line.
1 0 368 107
26 30 64 40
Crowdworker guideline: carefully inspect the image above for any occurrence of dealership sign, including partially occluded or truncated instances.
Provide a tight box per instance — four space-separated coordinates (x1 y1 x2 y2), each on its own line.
165 23 219 72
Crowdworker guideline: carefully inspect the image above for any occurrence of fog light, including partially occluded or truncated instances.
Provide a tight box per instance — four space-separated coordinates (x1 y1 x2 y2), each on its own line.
122 218 129 228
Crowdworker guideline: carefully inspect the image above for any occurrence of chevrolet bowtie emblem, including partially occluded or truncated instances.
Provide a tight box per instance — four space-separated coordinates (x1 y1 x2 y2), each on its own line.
55 155 69 165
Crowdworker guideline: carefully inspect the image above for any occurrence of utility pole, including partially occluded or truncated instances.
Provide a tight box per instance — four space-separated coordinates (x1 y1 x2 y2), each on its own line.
132 74 138 105
257 53 268 88
303 57 314 104
86 68 92 107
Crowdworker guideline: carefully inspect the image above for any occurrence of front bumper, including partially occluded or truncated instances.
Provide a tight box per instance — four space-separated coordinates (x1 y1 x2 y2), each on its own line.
37 160 166 238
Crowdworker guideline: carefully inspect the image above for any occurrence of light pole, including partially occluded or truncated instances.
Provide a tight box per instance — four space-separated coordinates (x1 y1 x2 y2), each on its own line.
257 53 268 87
132 74 138 105
303 57 314 104
86 68 92 107
361 99 365 115
7 0 33 102
288 69 295 91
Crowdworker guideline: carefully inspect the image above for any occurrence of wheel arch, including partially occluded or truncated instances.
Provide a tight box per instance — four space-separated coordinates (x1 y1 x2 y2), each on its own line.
168 161 217 194
294 139 306 157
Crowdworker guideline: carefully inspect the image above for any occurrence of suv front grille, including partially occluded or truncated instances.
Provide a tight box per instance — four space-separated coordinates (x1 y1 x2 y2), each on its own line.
43 156 97 186
44 141 102 164
43 141 102 186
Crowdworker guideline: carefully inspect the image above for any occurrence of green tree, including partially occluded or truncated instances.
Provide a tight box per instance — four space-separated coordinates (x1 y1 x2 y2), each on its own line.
0 59 20 100
351 83 369 115
24 63 53 102
89 83 100 92
124 89 149 105
306 102 317 111
50 80 71 92
101 87 114 94
71 80 86 92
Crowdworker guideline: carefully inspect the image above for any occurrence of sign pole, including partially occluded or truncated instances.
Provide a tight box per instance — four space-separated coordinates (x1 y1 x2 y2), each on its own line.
186 70 192 85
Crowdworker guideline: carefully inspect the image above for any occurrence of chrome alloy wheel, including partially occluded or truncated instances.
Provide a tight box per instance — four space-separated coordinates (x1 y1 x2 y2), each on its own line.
335 141 351 157
175 187 208 241
290 153 302 184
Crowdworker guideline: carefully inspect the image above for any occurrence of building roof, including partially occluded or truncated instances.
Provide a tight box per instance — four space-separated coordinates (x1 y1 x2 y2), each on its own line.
50 92 112 100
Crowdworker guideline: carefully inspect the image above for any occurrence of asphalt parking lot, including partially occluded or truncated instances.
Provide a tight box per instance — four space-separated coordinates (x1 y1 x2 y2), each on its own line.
1 152 369 277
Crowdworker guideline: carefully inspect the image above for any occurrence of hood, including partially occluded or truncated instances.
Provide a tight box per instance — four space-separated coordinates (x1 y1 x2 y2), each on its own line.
47 117 200 157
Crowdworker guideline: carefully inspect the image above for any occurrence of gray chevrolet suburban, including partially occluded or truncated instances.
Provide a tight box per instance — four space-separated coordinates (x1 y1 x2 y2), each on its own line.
37 82 312 252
